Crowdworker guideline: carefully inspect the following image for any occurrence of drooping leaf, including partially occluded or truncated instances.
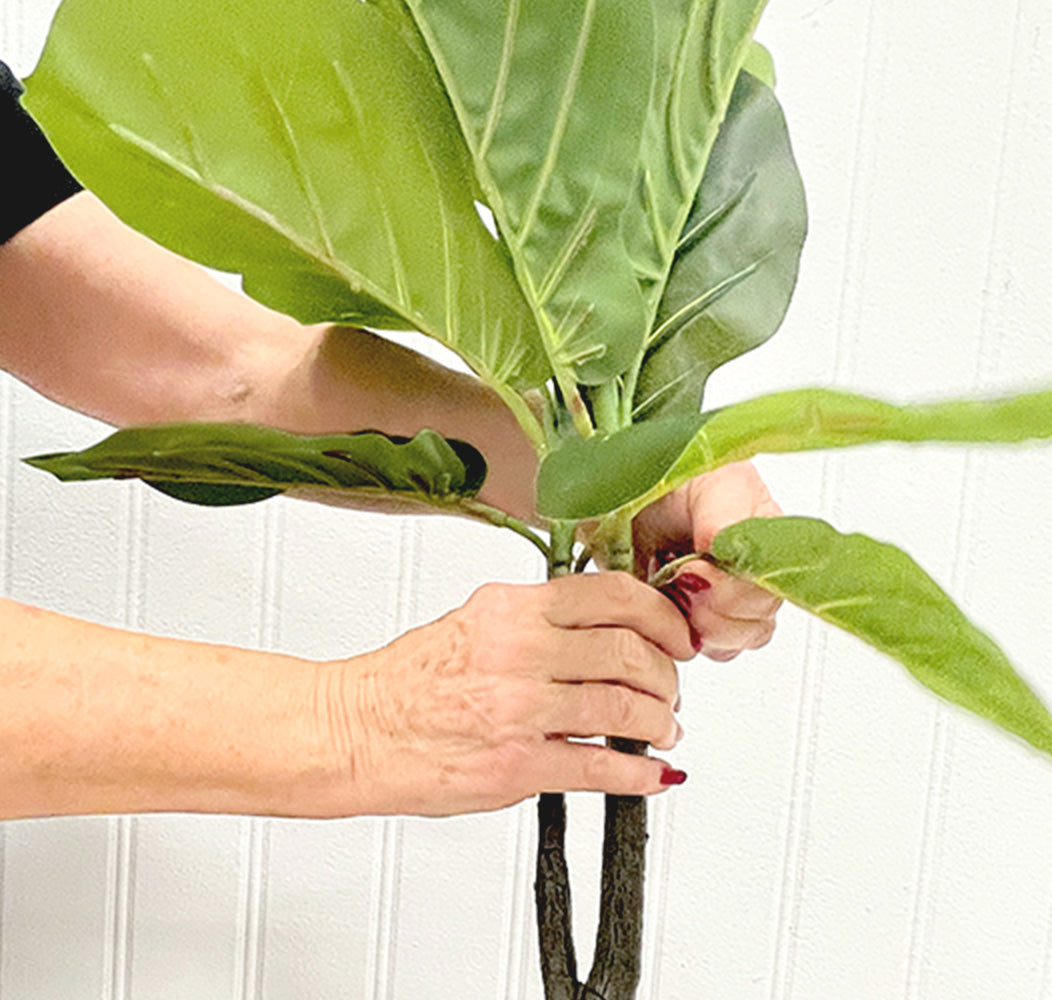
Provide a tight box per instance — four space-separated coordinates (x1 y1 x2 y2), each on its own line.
537 386 1052 519
25 0 549 392
711 516 1052 756
623 1 771 331
25 424 487 513
397 0 658 384
632 71 807 421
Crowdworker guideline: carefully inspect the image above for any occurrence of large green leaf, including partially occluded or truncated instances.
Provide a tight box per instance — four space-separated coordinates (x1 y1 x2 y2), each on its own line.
25 424 487 513
712 517 1052 756
622 1 771 326
398 0 658 384
537 386 1052 519
25 0 549 392
632 71 807 421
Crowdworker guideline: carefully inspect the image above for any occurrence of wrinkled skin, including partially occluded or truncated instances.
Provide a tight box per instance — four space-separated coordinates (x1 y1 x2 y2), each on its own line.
326 572 694 816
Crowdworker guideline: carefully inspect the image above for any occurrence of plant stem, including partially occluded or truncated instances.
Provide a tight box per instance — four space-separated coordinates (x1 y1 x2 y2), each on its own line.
587 509 647 1000
457 499 551 559
536 519 581 1000
591 380 624 436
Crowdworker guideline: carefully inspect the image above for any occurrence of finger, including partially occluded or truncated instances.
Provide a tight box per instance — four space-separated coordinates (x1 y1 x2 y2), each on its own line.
539 741 687 796
541 572 694 660
686 461 782 551
547 627 680 705
543 682 682 750
662 560 781 621
700 567 783 620
690 602 777 655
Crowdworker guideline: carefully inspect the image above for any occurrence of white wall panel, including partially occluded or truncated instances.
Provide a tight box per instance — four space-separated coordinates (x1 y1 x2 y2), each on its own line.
3 1 1052 998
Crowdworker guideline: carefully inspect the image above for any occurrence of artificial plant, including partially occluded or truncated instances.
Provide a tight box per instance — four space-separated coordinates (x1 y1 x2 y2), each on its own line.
20 1 1052 997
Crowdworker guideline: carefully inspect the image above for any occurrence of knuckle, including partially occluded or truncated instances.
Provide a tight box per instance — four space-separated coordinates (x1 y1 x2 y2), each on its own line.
602 571 641 607
469 580 511 609
580 748 614 791
611 627 648 669
608 684 639 734
749 620 777 649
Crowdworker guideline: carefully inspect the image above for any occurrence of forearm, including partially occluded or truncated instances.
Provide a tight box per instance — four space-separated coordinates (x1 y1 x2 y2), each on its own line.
0 598 346 820
0 191 538 519
250 324 539 519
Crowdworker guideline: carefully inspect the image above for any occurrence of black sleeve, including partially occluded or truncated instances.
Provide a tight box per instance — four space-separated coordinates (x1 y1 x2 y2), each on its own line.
1 60 82 245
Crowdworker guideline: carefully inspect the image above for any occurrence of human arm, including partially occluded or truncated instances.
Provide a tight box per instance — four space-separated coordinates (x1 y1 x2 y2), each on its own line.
0 573 689 821
0 190 537 519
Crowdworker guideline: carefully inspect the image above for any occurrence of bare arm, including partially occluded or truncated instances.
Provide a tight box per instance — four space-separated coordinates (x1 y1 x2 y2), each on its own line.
0 574 690 821
0 191 538 519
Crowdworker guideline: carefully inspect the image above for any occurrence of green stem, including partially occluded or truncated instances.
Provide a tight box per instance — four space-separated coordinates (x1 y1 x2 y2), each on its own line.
592 379 625 435
457 499 551 559
536 518 581 1000
586 509 647 1000
494 384 548 454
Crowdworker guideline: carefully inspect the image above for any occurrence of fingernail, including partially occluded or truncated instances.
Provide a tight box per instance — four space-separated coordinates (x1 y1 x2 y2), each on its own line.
676 573 711 594
660 767 688 786
689 624 703 653
661 584 692 619
673 693 682 713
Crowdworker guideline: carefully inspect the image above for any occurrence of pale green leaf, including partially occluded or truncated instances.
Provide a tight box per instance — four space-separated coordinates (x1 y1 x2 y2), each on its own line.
25 0 549 391
743 41 776 88
623 0 771 329
632 71 806 421
712 517 1052 756
537 386 1052 519
25 425 487 513
399 0 658 384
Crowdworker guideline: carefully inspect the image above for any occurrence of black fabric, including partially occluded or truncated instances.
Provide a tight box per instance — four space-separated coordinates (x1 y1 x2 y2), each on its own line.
1 60 82 245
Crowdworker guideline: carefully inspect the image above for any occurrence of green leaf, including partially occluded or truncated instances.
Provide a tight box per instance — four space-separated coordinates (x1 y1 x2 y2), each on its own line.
25 424 487 513
538 386 1052 520
399 0 662 384
632 71 806 420
623 1 771 329
743 41 776 88
712 517 1052 756
25 0 549 392
537 414 701 521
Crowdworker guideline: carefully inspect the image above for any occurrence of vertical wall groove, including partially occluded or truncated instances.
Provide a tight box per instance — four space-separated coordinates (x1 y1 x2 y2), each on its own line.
640 787 676 1000
366 519 419 1000
903 1 1029 993
768 1 883 995
496 805 532 1000
235 502 284 1000
104 484 148 1000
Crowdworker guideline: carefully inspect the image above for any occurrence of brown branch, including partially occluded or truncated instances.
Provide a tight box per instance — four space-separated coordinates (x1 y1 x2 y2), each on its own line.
535 792 582 1000
586 738 648 1000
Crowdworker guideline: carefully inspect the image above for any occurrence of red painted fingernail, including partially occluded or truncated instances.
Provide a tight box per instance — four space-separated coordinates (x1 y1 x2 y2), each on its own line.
676 573 711 594
673 693 682 713
689 624 703 653
660 583 693 619
660 767 688 786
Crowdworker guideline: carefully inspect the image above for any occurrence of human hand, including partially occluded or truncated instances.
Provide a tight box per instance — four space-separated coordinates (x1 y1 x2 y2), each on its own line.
321 573 695 817
632 461 783 662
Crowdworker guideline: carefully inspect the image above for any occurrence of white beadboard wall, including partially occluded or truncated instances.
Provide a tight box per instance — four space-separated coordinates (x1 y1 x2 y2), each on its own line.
3 1 1052 998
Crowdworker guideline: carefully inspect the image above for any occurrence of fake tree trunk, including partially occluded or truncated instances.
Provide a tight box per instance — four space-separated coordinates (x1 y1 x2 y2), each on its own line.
535 517 649 1000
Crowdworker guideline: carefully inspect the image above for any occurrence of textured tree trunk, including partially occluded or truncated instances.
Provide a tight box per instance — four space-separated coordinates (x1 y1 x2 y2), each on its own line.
534 516 648 1000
